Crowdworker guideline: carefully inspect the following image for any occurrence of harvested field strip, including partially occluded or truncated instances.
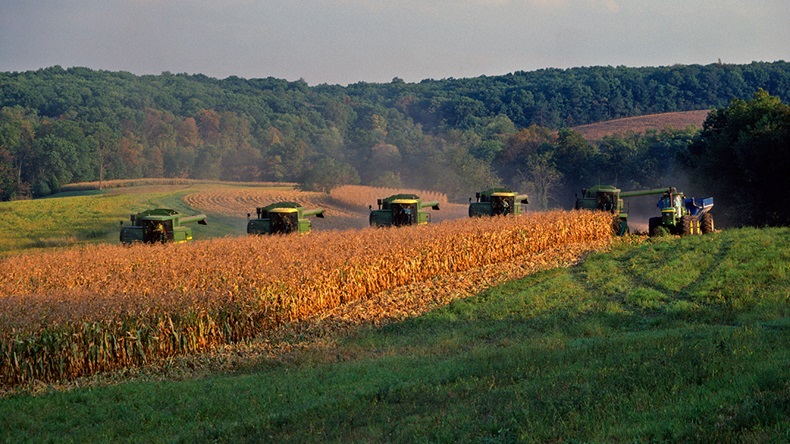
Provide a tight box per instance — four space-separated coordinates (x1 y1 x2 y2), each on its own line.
329 185 448 212
183 184 456 230
183 187 331 218
0 210 612 388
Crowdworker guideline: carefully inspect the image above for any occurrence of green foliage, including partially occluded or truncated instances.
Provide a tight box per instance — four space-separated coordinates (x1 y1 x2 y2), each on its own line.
1 228 788 442
685 89 790 226
298 157 361 193
1 62 789 204
31 180 50 197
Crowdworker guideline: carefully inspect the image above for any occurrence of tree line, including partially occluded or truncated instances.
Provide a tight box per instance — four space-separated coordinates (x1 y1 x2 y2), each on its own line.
0 62 788 226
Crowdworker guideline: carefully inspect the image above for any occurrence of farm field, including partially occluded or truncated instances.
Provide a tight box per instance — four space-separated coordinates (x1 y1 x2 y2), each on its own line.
0 180 469 256
572 110 710 140
0 207 612 388
0 227 788 442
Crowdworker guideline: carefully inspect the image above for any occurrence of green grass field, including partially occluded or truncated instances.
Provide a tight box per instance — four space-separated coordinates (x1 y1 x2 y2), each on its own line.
1 227 788 442
0 181 263 256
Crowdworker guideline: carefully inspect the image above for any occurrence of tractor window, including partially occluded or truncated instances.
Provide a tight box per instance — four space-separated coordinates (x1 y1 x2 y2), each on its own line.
143 220 173 243
392 203 415 226
271 212 298 234
492 196 514 215
658 195 672 210
596 192 615 212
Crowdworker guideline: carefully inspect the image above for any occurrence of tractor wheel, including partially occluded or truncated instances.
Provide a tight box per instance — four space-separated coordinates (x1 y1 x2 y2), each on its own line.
610 216 623 236
700 213 714 234
648 217 662 237
679 215 693 236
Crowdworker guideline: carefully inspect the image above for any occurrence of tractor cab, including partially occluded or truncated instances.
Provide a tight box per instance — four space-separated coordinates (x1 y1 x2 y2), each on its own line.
269 208 299 234
595 190 617 212
575 185 621 214
490 195 513 215
369 194 439 227
142 219 174 243
469 188 527 217
391 200 417 226
247 202 325 235
657 191 684 221
120 208 207 244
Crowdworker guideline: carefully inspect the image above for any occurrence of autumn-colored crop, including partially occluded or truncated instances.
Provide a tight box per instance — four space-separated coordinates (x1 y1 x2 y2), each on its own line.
0 210 612 389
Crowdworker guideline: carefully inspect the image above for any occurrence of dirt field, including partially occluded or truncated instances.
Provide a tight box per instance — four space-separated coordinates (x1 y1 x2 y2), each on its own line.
572 110 710 140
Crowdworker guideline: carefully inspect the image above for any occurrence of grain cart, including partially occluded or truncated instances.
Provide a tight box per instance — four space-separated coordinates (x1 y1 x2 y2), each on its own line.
648 189 714 236
247 202 325 235
120 208 207 244
575 185 672 235
468 188 529 217
369 194 440 227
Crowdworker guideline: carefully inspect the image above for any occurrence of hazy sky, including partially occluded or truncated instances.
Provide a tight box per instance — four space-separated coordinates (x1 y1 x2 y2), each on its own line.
1 0 788 86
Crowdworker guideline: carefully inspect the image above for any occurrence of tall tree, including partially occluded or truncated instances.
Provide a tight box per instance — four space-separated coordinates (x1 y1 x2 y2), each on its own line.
519 151 563 210
0 107 37 193
89 123 119 189
685 89 790 226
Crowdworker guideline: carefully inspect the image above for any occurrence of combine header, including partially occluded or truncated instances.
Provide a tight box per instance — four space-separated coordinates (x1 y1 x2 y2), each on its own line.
369 194 440 227
120 208 207 244
247 202 325 235
469 188 528 217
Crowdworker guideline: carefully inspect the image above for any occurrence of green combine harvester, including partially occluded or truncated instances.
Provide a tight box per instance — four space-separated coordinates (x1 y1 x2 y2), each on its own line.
575 185 714 236
468 187 528 217
369 194 440 227
574 185 663 235
120 208 207 244
247 202 325 235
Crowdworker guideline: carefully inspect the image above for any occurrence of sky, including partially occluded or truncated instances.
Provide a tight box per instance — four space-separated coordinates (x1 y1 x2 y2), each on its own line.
1 0 788 86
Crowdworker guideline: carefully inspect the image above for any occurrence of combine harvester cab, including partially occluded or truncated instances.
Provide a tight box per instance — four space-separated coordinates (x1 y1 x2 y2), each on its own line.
574 185 629 235
469 188 528 217
120 208 207 244
247 202 325 235
369 194 440 227
650 190 714 236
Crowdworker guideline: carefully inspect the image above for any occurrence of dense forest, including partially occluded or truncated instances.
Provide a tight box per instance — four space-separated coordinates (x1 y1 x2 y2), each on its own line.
1 62 789 223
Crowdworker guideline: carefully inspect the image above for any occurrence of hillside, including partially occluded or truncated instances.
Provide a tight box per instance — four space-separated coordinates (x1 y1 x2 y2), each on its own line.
2 62 789 203
572 110 710 140
1 227 788 442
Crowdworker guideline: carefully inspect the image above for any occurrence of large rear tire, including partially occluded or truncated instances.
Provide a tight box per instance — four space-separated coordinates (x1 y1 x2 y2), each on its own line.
610 216 620 235
648 217 662 237
611 216 627 236
679 215 694 236
700 213 714 234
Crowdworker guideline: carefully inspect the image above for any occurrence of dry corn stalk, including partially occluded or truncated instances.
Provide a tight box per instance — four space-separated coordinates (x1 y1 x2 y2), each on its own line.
0 210 612 388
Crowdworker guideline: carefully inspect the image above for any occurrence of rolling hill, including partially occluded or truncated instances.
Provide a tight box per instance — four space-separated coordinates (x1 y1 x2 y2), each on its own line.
572 110 710 140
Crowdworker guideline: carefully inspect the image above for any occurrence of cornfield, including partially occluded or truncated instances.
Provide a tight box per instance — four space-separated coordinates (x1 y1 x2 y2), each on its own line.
0 210 613 389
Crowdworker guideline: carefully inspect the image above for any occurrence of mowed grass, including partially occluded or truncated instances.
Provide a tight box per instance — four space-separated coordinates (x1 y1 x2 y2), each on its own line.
0 182 268 256
1 227 788 442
